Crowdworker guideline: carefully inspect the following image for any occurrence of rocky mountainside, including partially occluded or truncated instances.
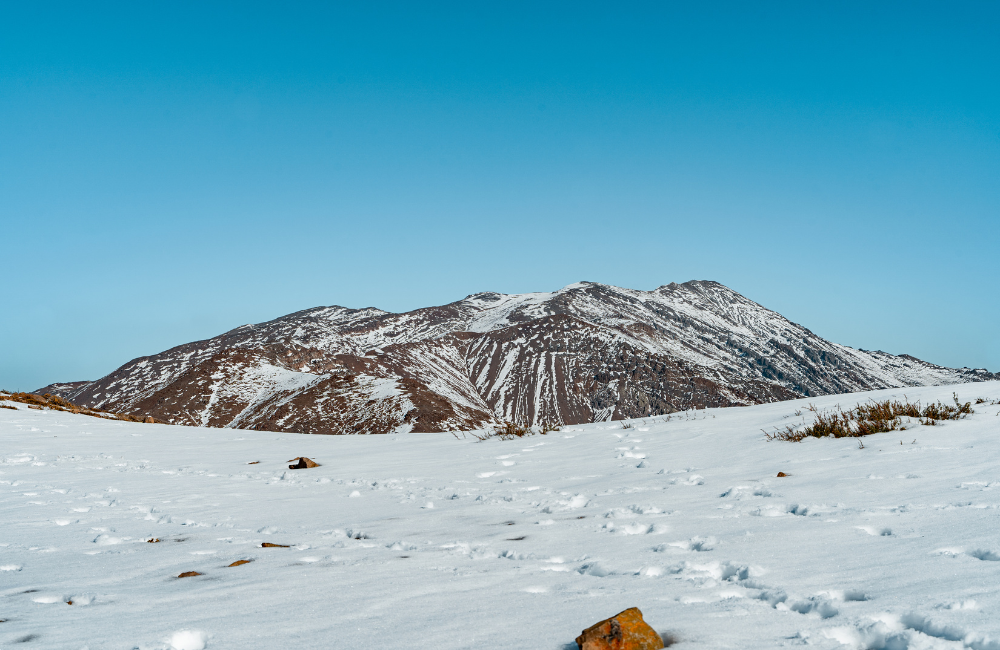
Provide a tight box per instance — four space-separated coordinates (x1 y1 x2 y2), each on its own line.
39 281 996 434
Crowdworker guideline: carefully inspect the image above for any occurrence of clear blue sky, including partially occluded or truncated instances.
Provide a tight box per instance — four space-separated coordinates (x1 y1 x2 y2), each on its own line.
2 1 998 391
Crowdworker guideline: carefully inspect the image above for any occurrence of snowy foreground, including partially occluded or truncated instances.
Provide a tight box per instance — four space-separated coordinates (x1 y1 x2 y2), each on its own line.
2 383 1000 650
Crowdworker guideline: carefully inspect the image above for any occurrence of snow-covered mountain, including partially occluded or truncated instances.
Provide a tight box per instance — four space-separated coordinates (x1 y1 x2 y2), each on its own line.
40 281 996 433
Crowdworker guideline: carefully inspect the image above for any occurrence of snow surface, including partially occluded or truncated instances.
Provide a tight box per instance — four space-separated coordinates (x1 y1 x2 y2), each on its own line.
3 382 1000 649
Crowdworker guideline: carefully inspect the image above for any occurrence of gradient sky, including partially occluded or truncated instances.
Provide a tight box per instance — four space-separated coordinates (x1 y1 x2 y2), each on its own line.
2 1 998 391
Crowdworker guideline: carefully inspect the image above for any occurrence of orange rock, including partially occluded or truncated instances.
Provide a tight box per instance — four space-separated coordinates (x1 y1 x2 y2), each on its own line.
177 571 202 578
228 560 252 567
287 457 319 469
777 472 789 477
576 608 663 650
147 538 161 543
261 542 290 548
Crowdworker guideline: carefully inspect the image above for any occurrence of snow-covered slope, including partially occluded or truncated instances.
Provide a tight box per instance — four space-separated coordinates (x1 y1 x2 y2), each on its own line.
40 281 996 433
3 383 1000 649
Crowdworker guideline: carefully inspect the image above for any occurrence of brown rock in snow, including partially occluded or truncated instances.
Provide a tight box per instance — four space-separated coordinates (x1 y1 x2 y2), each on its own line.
287 457 319 469
176 571 202 578
576 607 663 650
228 560 252 567
777 472 788 477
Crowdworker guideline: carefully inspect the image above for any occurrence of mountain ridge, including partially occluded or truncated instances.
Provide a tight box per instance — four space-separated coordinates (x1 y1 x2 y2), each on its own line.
37 280 997 433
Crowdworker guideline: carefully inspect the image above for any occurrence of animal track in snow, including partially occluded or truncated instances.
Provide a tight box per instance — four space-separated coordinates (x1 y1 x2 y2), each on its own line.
817 589 869 602
781 596 840 619
822 611 1000 650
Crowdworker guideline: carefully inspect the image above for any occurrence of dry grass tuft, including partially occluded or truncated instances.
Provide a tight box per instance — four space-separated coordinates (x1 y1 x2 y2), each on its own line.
766 394 973 442
474 420 562 441
0 391 161 424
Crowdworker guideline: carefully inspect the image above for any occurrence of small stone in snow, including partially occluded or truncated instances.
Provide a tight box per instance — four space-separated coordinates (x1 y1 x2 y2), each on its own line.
287 457 319 469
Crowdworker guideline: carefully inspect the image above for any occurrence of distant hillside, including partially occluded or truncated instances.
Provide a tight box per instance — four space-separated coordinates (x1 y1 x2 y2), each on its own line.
39 281 996 433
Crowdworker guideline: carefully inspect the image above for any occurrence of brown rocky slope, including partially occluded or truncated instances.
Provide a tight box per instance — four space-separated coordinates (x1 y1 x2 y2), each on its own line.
37 281 997 434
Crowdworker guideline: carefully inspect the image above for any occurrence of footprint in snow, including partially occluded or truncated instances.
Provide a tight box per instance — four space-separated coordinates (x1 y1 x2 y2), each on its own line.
781 597 839 619
825 612 982 648
968 549 1000 561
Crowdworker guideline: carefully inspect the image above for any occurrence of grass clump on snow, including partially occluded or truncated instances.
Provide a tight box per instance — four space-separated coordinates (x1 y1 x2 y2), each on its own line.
474 420 561 441
767 393 974 442
0 390 162 424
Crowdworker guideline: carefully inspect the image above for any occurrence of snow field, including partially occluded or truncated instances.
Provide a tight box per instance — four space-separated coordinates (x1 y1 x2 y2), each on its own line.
1 382 1000 649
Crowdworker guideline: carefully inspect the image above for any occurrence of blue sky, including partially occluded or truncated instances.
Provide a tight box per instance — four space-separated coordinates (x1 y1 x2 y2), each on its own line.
2 1 998 390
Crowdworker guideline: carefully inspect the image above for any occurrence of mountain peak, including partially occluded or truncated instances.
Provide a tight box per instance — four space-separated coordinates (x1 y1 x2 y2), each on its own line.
41 281 996 434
